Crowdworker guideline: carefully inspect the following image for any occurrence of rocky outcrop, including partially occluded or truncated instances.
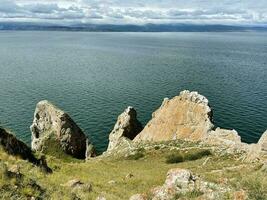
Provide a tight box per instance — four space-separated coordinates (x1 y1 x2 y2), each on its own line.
107 107 142 151
30 100 94 159
134 90 214 142
258 130 267 152
0 127 52 173
0 127 37 163
130 168 230 200
205 128 243 147
131 90 267 160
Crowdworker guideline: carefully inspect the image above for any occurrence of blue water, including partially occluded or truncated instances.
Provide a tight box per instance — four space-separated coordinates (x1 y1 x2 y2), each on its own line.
0 31 266 152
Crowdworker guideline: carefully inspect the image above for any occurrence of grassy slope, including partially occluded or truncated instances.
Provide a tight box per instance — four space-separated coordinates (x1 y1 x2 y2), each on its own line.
0 141 267 200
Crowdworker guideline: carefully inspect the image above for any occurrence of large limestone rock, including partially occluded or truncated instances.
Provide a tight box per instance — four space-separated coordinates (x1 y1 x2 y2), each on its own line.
30 100 93 159
107 107 142 151
258 130 267 152
134 90 214 142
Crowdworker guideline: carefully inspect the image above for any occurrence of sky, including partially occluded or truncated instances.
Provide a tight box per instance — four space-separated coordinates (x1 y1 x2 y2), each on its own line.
0 0 267 25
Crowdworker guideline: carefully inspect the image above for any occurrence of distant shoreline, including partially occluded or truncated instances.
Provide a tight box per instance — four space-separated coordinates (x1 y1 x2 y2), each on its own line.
1 23 267 32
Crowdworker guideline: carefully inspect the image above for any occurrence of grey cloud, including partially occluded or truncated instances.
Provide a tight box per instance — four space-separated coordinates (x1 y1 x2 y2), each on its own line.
23 3 64 14
0 0 266 24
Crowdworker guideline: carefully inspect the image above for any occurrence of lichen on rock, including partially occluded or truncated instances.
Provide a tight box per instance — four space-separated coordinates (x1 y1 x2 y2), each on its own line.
130 168 230 200
134 90 214 142
30 100 94 159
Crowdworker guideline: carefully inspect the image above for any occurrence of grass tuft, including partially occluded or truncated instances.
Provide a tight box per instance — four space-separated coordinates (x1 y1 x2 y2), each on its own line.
166 149 212 164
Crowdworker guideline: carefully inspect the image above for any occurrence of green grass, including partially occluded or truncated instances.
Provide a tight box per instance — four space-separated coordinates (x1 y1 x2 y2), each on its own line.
0 140 266 200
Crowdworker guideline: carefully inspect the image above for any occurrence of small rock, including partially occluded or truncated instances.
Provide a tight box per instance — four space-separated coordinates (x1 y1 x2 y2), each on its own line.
129 194 147 200
63 179 83 188
80 183 93 192
108 180 116 184
125 173 134 179
234 189 247 200
8 164 20 175
96 195 106 200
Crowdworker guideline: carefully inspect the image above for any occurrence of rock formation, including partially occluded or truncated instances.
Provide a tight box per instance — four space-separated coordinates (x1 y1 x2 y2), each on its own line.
134 90 214 142
0 127 52 173
130 168 229 200
132 90 267 160
107 107 142 151
0 127 37 163
258 130 267 152
205 128 243 147
30 100 94 159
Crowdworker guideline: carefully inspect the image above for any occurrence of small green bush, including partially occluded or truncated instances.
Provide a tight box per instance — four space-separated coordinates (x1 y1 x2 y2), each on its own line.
154 146 160 150
186 149 212 161
166 149 212 164
166 153 184 163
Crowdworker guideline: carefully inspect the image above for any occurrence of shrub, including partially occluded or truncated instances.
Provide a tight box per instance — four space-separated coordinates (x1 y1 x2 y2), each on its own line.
186 149 212 161
154 146 160 150
166 153 184 164
165 149 212 164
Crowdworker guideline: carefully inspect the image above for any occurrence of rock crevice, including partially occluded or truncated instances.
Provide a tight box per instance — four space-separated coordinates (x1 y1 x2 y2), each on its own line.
107 106 142 152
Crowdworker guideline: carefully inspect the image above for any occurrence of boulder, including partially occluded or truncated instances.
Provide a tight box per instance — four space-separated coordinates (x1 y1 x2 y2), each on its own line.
258 130 267 152
129 194 147 200
205 128 242 147
130 168 229 200
30 100 94 159
134 90 213 142
62 179 92 193
107 107 142 151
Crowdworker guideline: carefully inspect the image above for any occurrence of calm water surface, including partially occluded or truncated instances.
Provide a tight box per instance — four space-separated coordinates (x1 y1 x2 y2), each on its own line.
0 31 266 152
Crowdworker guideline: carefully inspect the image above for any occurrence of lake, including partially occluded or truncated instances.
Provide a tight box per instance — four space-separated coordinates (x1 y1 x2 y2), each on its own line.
0 31 266 152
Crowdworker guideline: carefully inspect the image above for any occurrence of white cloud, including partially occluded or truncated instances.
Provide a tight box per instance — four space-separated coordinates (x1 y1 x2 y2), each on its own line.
0 0 266 25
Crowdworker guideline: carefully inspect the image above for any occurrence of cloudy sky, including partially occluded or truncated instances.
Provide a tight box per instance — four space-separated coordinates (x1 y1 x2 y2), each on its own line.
0 0 267 25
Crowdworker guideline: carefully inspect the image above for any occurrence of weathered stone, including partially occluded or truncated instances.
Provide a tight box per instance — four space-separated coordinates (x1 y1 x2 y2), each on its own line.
108 180 116 185
0 127 37 163
62 179 92 193
258 130 267 152
131 168 229 200
125 173 134 179
85 139 96 159
107 106 142 151
96 195 106 200
8 164 20 175
30 100 94 159
206 128 242 147
63 179 83 188
129 194 147 200
0 127 51 173
134 90 213 142
234 189 247 200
